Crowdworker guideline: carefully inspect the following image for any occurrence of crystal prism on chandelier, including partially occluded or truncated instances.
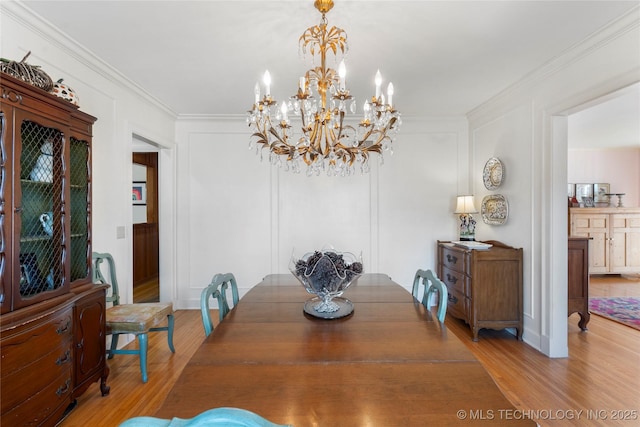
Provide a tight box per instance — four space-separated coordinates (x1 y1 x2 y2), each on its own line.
246 0 401 176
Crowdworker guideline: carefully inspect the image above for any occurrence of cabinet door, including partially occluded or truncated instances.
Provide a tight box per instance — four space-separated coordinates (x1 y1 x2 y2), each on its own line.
1 111 12 314
13 112 69 309
73 288 106 394
610 214 640 272
571 213 608 273
69 136 92 285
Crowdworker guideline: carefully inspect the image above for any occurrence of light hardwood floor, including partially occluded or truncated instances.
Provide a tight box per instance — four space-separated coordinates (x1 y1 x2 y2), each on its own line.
60 275 640 427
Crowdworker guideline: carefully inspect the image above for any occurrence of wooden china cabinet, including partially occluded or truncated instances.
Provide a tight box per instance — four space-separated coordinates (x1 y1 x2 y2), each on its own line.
1 73 109 426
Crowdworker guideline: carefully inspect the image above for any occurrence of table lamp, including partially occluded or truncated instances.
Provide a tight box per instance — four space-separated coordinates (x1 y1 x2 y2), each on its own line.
455 195 478 241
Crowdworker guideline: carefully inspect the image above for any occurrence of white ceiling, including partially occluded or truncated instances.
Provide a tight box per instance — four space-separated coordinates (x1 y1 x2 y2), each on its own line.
568 82 640 149
19 0 640 148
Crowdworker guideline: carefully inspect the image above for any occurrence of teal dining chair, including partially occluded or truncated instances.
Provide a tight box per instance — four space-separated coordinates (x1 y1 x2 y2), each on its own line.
215 272 240 320
200 280 222 337
200 273 240 336
119 407 291 427
411 269 448 323
200 272 240 337
92 252 175 383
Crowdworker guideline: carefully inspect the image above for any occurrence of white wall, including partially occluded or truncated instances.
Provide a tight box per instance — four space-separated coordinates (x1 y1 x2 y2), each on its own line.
2 1 177 305
173 116 469 307
468 7 640 356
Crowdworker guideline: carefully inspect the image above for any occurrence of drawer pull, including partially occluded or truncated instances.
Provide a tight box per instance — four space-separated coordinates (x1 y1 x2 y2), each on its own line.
56 350 71 366
448 294 458 304
446 274 458 284
56 379 71 397
446 254 458 264
56 320 70 335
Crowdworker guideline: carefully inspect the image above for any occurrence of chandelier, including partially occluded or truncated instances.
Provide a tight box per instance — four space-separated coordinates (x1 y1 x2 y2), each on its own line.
246 0 401 176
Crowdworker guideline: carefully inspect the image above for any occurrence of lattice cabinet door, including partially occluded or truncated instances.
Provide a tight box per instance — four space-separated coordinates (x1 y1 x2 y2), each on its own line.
14 113 70 309
69 135 92 285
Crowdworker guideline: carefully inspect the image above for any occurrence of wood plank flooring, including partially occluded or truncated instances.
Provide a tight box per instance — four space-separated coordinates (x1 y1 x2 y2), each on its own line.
60 275 640 427
133 277 159 303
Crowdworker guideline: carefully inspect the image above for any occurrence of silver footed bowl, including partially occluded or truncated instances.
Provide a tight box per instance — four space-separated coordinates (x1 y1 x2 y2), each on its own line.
289 249 363 314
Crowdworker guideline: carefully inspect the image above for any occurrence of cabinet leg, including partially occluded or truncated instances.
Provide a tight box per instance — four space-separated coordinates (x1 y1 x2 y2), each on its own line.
100 365 111 396
578 311 590 331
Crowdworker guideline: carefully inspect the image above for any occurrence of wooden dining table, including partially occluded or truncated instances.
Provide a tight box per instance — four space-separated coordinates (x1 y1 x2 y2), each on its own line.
155 274 536 426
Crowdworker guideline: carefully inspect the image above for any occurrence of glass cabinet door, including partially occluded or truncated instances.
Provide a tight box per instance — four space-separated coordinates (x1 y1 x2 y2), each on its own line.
0 112 8 313
69 136 91 284
18 119 66 300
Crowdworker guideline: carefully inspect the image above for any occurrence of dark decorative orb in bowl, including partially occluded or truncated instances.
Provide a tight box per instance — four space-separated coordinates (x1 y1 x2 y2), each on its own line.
289 249 363 319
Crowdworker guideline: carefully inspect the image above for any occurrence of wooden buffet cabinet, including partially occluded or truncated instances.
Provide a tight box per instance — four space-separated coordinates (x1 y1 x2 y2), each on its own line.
569 207 640 274
1 74 109 426
437 240 523 341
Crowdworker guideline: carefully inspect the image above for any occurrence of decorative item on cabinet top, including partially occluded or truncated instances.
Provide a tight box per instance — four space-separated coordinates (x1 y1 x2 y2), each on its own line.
481 194 508 225
569 183 615 207
0 51 54 91
483 157 504 190
52 78 80 106
574 183 594 204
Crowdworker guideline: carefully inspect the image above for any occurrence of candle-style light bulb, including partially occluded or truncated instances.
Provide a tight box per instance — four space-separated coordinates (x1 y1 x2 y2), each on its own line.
280 101 288 122
374 70 382 99
387 82 394 107
363 100 371 121
338 60 346 91
299 76 306 93
263 70 271 96
254 82 260 103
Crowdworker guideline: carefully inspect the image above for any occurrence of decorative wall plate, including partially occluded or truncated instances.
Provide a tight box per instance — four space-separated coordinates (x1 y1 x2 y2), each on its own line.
481 194 509 225
483 157 504 190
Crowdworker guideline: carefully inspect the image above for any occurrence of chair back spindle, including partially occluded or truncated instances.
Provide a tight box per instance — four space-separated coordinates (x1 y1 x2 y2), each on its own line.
412 269 448 323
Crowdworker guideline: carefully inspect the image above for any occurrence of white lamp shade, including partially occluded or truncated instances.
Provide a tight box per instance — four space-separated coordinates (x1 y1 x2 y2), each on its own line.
455 195 478 214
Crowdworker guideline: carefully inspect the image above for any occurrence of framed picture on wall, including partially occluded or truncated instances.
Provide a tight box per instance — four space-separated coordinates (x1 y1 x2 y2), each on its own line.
132 182 147 205
593 183 610 204
575 183 593 204
567 183 576 198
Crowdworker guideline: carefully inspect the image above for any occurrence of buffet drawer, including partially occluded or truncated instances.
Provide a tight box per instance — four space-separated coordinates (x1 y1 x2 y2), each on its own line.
1 339 73 413
440 265 469 296
1 307 73 376
440 245 470 273
1 371 73 426
446 288 468 321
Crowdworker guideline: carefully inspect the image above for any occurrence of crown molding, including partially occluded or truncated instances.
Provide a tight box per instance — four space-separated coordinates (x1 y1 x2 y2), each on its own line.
467 5 640 124
2 0 177 118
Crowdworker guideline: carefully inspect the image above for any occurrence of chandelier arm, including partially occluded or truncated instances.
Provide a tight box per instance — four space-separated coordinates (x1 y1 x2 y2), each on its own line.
326 124 339 157
357 126 374 147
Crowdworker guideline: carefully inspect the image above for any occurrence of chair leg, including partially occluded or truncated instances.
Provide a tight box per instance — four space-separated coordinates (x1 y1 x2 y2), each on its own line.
108 334 119 359
167 314 175 353
138 333 149 383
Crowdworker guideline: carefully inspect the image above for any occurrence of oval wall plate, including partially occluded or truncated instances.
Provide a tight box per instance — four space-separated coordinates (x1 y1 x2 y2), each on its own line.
483 157 504 190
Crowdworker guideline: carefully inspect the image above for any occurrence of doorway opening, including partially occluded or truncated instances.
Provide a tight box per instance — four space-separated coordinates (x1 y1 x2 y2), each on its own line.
567 82 640 325
132 151 160 303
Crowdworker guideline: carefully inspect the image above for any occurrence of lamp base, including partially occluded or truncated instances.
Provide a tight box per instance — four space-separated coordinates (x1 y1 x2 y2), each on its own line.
458 213 477 242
